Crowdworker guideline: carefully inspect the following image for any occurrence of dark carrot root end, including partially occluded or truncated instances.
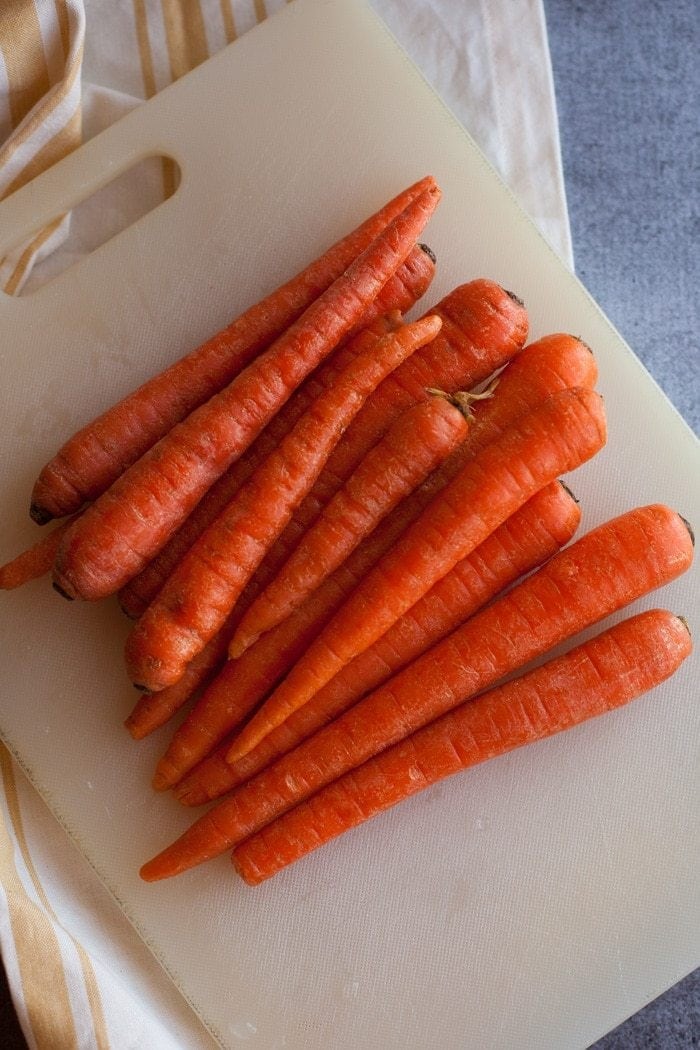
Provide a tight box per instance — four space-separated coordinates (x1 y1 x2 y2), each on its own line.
52 581 74 601
418 243 436 264
676 615 691 636
132 683 150 693
571 335 594 354
558 480 579 503
30 503 52 525
503 288 525 307
679 516 695 547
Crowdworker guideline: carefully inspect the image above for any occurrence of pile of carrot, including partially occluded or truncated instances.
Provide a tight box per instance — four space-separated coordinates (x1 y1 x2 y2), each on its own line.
1 177 693 889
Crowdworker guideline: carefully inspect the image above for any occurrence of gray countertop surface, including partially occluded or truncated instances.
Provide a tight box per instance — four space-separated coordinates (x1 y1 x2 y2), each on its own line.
544 1 698 1045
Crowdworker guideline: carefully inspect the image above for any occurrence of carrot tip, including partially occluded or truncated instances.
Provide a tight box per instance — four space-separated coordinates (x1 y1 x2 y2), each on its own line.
558 480 579 504
418 243 436 264
503 287 525 308
51 580 74 601
29 502 52 525
679 516 695 547
676 614 692 636
123 717 145 741
571 335 594 354
228 637 249 660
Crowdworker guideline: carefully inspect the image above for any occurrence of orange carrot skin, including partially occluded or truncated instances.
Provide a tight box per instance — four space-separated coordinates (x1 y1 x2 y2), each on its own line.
119 245 436 620
121 277 527 621
0 517 76 589
137 330 595 745
30 178 436 524
124 630 231 740
53 185 441 602
150 396 466 789
174 481 579 805
243 280 530 602
139 504 692 879
124 316 443 692
227 386 608 761
152 450 455 792
306 278 529 501
232 610 692 885
117 315 403 621
232 394 472 653
465 333 596 448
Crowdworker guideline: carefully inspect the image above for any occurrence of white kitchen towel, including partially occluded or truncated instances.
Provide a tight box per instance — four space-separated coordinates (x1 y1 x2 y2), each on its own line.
0 2 572 1047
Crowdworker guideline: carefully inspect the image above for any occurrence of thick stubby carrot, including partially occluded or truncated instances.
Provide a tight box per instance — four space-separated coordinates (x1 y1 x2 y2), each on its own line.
226 386 607 762
30 178 436 524
139 504 693 879
125 316 443 692
140 329 595 745
0 518 76 589
53 185 441 602
117 315 403 621
231 394 472 654
303 278 528 503
174 481 579 805
121 277 528 620
462 333 596 448
232 610 692 885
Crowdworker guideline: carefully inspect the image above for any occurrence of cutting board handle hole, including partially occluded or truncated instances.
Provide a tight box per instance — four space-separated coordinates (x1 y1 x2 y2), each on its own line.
2 155 181 297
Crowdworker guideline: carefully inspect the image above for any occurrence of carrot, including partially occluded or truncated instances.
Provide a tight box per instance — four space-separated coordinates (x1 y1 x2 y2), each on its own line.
231 279 529 610
232 610 692 885
151 461 454 790
30 178 437 524
230 392 473 655
0 517 76 589
124 630 232 740
120 277 528 620
174 481 580 805
52 184 441 602
117 314 404 620
124 316 443 692
135 330 594 745
225 386 607 763
138 504 693 879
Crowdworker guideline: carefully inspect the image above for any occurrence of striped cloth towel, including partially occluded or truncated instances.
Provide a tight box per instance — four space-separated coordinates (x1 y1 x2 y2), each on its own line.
0 2 572 1047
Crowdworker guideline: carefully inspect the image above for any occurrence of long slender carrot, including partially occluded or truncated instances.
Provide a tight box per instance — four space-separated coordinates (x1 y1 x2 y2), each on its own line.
225 386 607 763
139 504 693 879
52 184 441 602
30 178 437 524
174 481 580 805
232 610 692 885
125 316 443 692
117 314 404 621
0 517 76 589
231 393 473 654
121 277 528 620
131 330 595 744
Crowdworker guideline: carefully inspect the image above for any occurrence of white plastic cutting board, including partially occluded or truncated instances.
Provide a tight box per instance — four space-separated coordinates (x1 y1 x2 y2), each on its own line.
0 2 698 1048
